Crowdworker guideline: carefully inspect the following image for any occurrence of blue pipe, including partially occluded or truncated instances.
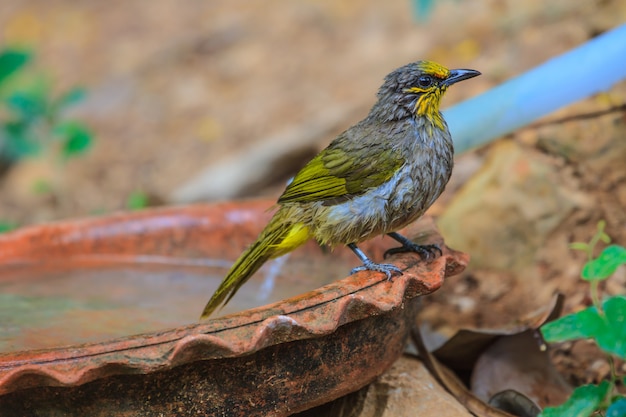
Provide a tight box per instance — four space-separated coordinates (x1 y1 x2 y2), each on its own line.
444 23 626 154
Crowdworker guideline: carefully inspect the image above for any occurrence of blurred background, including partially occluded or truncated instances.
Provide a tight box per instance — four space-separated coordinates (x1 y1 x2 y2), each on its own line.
0 0 621 223
1 0 626 411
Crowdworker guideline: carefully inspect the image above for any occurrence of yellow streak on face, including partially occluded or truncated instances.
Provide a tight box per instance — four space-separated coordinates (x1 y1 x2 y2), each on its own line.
405 86 447 130
402 61 452 130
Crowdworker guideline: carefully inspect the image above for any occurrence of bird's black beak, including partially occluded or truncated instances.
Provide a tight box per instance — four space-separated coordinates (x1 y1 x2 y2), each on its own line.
444 69 481 86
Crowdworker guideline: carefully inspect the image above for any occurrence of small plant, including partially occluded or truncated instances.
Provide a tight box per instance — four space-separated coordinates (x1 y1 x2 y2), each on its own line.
0 221 17 234
0 47 93 173
126 191 150 211
540 221 626 417
411 0 437 20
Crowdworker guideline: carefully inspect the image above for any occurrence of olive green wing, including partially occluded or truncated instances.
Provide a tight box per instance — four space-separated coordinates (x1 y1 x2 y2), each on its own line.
278 140 404 204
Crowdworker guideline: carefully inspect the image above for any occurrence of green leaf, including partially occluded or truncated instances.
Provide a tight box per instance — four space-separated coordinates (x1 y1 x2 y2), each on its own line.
0 49 31 85
411 0 436 21
607 398 626 417
598 296 626 358
540 381 610 417
54 121 93 157
582 245 626 281
0 222 18 233
54 87 85 109
541 312 589 342
126 191 149 210
599 232 612 244
542 296 626 359
2 121 41 157
32 179 52 195
6 91 45 119
569 242 589 252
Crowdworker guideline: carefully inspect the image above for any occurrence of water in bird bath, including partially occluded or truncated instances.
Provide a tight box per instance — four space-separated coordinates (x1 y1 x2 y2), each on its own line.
0 250 351 353
0 202 432 355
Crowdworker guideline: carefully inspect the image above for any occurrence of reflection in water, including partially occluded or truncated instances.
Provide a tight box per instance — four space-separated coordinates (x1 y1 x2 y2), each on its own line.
257 254 290 304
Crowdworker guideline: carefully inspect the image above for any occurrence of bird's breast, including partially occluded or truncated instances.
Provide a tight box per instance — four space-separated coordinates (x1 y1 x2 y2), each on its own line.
303 122 453 246
307 162 448 245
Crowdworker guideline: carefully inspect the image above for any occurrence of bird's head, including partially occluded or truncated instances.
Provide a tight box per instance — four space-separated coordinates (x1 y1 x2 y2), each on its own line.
372 61 480 127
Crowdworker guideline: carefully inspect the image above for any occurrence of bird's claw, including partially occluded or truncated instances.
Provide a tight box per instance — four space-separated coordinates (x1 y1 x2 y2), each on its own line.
384 243 442 261
351 260 403 280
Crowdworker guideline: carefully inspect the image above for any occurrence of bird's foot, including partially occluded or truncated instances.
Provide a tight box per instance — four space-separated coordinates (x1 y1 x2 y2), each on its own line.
384 232 443 261
350 260 403 281
384 243 442 260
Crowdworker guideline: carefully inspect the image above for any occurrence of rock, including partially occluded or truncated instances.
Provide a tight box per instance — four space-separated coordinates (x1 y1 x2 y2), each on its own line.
438 140 589 271
298 355 472 417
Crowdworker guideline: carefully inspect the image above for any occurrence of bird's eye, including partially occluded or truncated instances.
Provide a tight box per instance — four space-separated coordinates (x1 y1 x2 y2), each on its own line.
417 75 433 88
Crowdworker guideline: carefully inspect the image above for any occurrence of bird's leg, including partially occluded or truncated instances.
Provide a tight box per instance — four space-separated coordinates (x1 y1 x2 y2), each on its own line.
348 243 402 280
384 232 442 261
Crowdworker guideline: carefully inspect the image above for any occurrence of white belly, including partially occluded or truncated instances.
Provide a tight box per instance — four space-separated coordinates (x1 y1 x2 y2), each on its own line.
308 165 430 245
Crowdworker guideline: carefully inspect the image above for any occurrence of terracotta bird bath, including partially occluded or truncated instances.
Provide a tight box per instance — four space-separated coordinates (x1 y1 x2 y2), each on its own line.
0 199 468 416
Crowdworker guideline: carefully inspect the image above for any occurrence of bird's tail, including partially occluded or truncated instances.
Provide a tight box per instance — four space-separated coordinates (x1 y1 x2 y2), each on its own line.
200 214 311 319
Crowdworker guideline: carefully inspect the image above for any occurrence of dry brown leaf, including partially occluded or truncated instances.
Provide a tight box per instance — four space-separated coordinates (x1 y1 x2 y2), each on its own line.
471 330 572 409
411 327 518 417
430 293 564 370
411 294 565 416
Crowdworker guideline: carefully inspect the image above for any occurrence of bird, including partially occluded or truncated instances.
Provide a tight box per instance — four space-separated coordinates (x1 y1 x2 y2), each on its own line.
200 60 480 319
